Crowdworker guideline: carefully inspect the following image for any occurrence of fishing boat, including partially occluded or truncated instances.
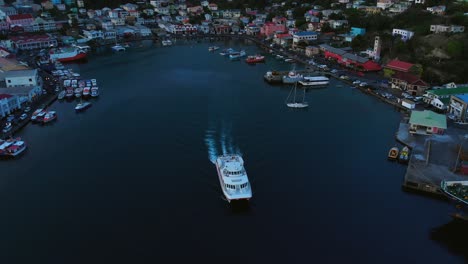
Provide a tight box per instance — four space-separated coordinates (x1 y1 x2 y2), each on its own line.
229 50 246 60
245 55 265 64
441 180 468 221
208 46 220 51
283 69 303 84
35 111 47 123
285 82 308 108
215 154 252 202
388 147 399 161
298 76 330 87
42 111 57 124
75 101 92 112
58 90 66 100
0 137 27 158
398 146 410 164
49 46 87 62
91 86 99 97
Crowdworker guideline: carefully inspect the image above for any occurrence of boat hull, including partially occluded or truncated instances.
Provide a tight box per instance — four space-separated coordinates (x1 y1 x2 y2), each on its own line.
287 103 308 108
54 52 87 62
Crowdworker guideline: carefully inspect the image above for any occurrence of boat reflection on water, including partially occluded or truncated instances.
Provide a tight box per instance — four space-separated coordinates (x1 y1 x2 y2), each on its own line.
430 220 468 262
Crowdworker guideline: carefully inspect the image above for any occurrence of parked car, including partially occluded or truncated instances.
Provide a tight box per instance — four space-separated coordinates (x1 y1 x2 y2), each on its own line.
20 113 28 120
24 107 31 113
330 69 338 74
352 80 361 85
2 122 12 133
6 115 15 122
359 82 368 87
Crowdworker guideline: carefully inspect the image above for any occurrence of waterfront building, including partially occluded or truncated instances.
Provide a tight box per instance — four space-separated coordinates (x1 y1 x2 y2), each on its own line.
449 95 468 122
9 34 57 50
245 23 260 36
377 0 394 10
0 69 42 102
0 94 21 117
320 44 382 72
409 110 447 135
391 72 428 96
273 33 292 47
423 85 468 110
83 30 104 40
392 29 414 41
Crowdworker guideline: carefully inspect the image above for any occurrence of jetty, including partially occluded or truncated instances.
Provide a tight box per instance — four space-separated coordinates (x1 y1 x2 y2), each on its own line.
396 120 468 198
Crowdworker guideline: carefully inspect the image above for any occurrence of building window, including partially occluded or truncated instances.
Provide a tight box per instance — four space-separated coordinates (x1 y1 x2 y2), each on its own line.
7 80 11 83
29 78 32 82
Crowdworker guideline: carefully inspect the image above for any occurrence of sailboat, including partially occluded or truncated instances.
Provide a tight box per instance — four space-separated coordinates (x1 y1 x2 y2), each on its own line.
286 82 308 108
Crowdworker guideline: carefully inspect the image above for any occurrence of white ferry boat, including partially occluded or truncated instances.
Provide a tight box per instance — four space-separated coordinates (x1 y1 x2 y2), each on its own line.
215 154 252 202
298 76 329 87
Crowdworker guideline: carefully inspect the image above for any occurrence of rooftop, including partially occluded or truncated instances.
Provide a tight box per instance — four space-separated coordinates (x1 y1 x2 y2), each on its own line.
4 69 37 78
426 86 468 96
409 110 447 129
385 59 414 72
455 94 468 103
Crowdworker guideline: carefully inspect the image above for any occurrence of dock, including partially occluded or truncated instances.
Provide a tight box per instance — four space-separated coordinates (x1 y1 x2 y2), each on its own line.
396 121 468 198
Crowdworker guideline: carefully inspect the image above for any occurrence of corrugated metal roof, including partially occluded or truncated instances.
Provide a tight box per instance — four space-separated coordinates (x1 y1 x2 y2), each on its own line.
409 110 447 129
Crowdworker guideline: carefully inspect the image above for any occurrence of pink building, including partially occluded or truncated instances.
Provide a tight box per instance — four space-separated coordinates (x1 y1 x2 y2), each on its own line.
260 22 286 36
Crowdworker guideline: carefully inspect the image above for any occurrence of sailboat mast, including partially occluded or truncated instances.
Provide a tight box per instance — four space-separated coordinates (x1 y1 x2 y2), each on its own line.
293 82 297 103
302 88 306 103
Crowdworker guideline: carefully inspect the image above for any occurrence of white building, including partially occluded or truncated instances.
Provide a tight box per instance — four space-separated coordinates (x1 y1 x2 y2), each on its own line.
0 94 21 117
377 0 393 10
430 24 465 34
392 28 414 41
4 69 39 87
83 30 104 39
111 17 125 26
292 31 318 43
414 0 425 3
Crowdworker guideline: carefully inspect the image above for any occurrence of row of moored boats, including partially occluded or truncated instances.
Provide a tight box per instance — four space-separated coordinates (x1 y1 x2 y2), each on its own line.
210 46 265 64
387 146 410 163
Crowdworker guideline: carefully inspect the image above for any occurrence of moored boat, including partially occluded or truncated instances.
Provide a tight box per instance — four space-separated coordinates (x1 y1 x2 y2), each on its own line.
91 86 99 97
286 82 308 108
0 138 27 158
83 87 91 97
42 111 57 124
282 70 303 84
441 180 468 221
219 48 235 56
65 87 74 98
58 90 66 100
161 40 173 46
208 46 220 51
264 71 282 84
298 76 329 87
215 154 252 202
398 146 410 164
75 101 92 112
35 111 47 123
74 87 83 98
111 44 126 52
388 147 399 161
49 47 87 62
245 55 265 64
31 108 44 122
229 50 246 60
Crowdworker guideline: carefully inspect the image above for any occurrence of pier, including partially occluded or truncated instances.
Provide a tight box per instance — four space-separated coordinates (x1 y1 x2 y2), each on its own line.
396 121 468 198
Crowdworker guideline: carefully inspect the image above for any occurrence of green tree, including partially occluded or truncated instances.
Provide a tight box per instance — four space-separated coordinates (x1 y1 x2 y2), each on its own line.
351 35 366 51
446 40 463 58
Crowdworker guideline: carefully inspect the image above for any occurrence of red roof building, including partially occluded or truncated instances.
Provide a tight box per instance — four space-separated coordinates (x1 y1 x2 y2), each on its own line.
384 59 414 73
321 44 382 72
391 72 429 96
9 34 58 50
7 14 34 29
260 22 286 36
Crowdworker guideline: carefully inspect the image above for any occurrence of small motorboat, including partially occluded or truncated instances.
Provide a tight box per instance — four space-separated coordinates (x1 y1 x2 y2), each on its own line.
75 101 92 112
42 111 57 124
398 146 410 164
58 90 66 100
388 147 399 161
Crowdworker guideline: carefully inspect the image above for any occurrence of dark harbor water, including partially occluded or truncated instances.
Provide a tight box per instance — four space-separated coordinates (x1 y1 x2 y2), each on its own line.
1 40 466 263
